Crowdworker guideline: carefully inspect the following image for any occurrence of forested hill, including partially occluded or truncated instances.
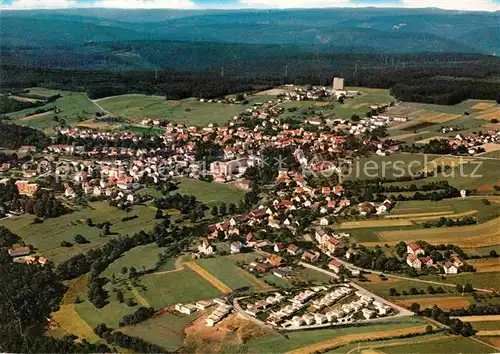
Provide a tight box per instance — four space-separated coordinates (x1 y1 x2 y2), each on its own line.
2 51 500 105
1 8 499 55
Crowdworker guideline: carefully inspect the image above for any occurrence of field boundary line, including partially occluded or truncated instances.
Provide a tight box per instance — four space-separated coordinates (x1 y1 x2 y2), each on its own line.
452 315 500 322
185 262 232 294
344 333 448 354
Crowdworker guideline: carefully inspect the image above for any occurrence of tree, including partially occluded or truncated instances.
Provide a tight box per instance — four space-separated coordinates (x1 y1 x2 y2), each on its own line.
154 209 163 219
235 93 245 102
121 267 128 274
490 250 498 258
74 234 89 244
211 205 218 217
425 325 433 334
463 283 474 293
219 203 227 216
228 203 237 215
129 266 137 278
410 302 421 314
351 114 360 122
116 289 124 303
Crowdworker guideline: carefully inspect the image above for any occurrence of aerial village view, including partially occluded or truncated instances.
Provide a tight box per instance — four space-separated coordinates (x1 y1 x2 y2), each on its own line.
0 3 500 354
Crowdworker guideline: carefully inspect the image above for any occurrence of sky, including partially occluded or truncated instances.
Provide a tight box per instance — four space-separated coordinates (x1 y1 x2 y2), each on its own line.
1 0 499 11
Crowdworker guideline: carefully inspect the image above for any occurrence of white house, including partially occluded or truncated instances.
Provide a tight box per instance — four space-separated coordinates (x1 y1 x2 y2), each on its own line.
443 262 458 274
230 241 243 254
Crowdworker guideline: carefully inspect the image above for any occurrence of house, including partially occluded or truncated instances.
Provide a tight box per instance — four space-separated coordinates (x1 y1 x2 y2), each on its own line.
319 217 329 226
198 238 214 255
230 241 243 254
328 258 344 273
345 248 355 260
406 254 422 270
301 251 320 263
8 246 30 257
376 199 394 214
359 202 375 215
443 262 458 274
406 242 425 256
274 243 285 253
245 233 257 246
287 244 301 256
268 254 285 268
362 308 375 319
419 256 433 267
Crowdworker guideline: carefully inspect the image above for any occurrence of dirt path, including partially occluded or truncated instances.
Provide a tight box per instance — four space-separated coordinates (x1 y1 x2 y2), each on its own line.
129 281 151 307
185 262 232 294
286 325 428 354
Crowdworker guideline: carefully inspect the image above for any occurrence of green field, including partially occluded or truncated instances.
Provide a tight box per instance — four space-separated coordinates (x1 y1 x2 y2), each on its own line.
421 272 500 290
101 243 174 278
137 268 223 309
381 336 496 354
175 178 246 206
9 88 103 129
121 311 198 350
246 317 426 353
97 95 246 126
195 253 267 290
0 202 156 263
347 153 428 180
470 321 500 331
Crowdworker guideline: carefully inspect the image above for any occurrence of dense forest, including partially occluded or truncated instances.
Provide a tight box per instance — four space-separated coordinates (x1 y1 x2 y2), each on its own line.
0 122 50 149
1 52 499 105
0 244 110 353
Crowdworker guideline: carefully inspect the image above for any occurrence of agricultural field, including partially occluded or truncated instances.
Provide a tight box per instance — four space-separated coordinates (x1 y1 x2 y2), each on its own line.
175 178 246 206
8 88 103 129
421 272 500 291
135 268 223 309
468 258 500 273
346 153 428 180
395 297 471 311
246 317 428 354
97 95 246 126
0 202 157 263
365 216 500 249
380 336 496 354
100 243 174 278
194 253 272 291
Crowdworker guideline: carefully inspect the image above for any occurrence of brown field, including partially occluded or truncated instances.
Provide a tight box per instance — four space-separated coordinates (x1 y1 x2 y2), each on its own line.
476 108 500 121
410 210 478 223
185 262 232 294
338 219 414 229
256 88 288 96
453 315 500 322
314 101 331 107
469 259 500 273
10 95 43 103
482 122 500 129
478 143 500 153
414 136 449 145
395 297 470 311
477 330 500 336
419 113 461 123
21 110 54 121
472 103 497 110
385 211 454 219
364 217 500 248
77 120 117 130
286 326 428 354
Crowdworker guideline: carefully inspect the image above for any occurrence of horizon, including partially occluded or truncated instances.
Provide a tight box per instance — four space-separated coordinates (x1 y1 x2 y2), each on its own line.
1 0 500 11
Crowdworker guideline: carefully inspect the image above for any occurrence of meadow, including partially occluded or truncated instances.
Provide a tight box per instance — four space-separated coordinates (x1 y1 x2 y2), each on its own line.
9 88 103 130
97 95 246 126
0 202 156 263
380 336 496 354
246 317 427 353
175 178 246 206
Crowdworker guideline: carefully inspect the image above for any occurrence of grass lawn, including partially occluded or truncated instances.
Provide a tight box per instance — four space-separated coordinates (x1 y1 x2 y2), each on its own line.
101 243 173 278
354 277 455 298
0 202 156 263
327 333 448 353
346 153 428 180
195 253 269 291
246 318 426 353
381 336 496 354
98 94 247 126
137 268 223 309
9 88 103 129
175 178 246 206
421 272 500 291
121 312 198 350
